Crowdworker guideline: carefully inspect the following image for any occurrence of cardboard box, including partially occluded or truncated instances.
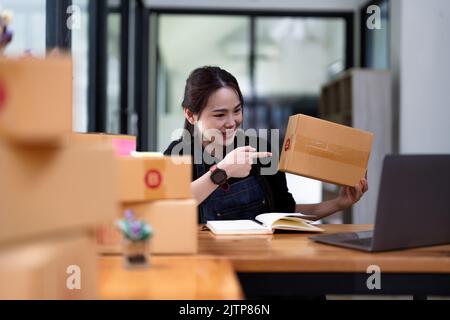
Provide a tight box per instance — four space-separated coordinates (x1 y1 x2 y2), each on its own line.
0 140 120 244
118 156 192 203
68 133 136 157
0 232 97 299
0 57 72 143
279 114 373 187
97 199 198 254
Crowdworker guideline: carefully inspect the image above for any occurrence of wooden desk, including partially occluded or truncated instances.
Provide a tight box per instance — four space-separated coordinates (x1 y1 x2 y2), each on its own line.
97 225 450 299
199 225 450 298
98 256 243 300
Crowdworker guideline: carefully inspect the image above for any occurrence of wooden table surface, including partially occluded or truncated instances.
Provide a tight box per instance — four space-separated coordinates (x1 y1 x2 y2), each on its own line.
198 224 450 273
98 255 243 300
98 225 450 299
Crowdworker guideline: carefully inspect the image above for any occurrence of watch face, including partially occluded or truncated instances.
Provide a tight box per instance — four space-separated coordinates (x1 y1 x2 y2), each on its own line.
211 169 227 185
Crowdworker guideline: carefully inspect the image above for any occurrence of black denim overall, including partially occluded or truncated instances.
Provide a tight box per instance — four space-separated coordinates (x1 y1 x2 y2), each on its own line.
195 163 269 224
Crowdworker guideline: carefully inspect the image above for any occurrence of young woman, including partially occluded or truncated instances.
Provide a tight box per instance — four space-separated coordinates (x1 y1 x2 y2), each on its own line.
164 66 368 224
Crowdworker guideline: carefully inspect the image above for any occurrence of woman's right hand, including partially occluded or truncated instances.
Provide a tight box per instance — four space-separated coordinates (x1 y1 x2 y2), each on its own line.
217 146 272 178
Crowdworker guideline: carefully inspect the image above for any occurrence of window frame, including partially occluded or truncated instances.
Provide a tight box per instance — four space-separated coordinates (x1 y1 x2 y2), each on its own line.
359 0 390 69
136 7 354 151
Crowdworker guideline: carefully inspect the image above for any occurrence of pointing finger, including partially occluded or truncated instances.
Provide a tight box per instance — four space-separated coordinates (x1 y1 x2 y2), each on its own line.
248 152 272 159
238 146 256 152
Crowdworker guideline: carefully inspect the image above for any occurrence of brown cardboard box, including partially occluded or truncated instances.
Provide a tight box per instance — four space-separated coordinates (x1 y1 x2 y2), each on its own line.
68 133 136 157
0 57 72 143
279 114 373 187
0 231 97 299
118 156 192 203
97 199 198 254
0 140 120 244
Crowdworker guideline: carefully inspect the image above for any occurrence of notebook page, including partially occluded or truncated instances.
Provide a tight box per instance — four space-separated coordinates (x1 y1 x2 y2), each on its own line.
255 213 324 232
272 218 324 232
255 213 315 226
206 220 272 235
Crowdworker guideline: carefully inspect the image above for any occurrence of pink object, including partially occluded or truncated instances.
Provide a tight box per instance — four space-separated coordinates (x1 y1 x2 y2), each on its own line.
111 138 136 157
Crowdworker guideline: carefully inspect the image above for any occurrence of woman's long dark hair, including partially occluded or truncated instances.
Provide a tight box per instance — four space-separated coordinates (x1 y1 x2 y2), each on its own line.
182 66 244 137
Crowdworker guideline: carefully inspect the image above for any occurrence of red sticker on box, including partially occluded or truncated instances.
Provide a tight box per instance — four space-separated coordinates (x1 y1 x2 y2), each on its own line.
144 170 162 189
0 81 6 112
284 138 291 152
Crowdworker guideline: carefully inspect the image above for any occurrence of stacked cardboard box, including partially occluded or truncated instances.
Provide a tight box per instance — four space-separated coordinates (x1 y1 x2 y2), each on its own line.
0 231 97 300
98 198 198 255
79 133 198 255
0 57 72 144
117 154 197 254
67 133 136 157
0 57 119 299
0 139 119 243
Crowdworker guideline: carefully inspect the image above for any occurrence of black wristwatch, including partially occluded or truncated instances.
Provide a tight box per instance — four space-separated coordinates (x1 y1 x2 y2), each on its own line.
209 164 228 185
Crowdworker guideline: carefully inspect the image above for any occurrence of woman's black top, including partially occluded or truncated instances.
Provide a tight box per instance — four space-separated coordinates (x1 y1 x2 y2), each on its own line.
163 132 296 223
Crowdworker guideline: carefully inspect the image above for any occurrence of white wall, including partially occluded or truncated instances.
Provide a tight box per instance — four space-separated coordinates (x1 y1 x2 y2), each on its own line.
392 0 450 154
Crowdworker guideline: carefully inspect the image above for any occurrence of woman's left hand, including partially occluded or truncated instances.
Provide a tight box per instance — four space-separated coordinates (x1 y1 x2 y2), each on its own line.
336 178 369 210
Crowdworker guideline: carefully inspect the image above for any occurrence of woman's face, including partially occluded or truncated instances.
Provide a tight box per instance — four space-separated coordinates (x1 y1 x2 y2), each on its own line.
191 87 243 146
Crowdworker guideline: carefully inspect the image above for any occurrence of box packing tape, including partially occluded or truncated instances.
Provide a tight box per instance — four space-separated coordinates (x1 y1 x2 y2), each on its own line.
294 135 369 169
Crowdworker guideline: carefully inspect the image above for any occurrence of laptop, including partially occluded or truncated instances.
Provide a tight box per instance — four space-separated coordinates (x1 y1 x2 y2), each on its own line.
309 155 450 252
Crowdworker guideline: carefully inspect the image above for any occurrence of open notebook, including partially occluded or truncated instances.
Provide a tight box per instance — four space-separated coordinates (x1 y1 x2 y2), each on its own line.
206 213 324 235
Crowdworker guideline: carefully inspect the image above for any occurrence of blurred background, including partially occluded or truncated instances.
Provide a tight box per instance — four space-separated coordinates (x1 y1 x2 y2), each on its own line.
2 0 449 225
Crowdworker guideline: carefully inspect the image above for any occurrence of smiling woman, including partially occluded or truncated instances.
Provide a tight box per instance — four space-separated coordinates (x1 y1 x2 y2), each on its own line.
164 66 368 224
164 66 282 223
181 66 244 141
188 87 242 146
